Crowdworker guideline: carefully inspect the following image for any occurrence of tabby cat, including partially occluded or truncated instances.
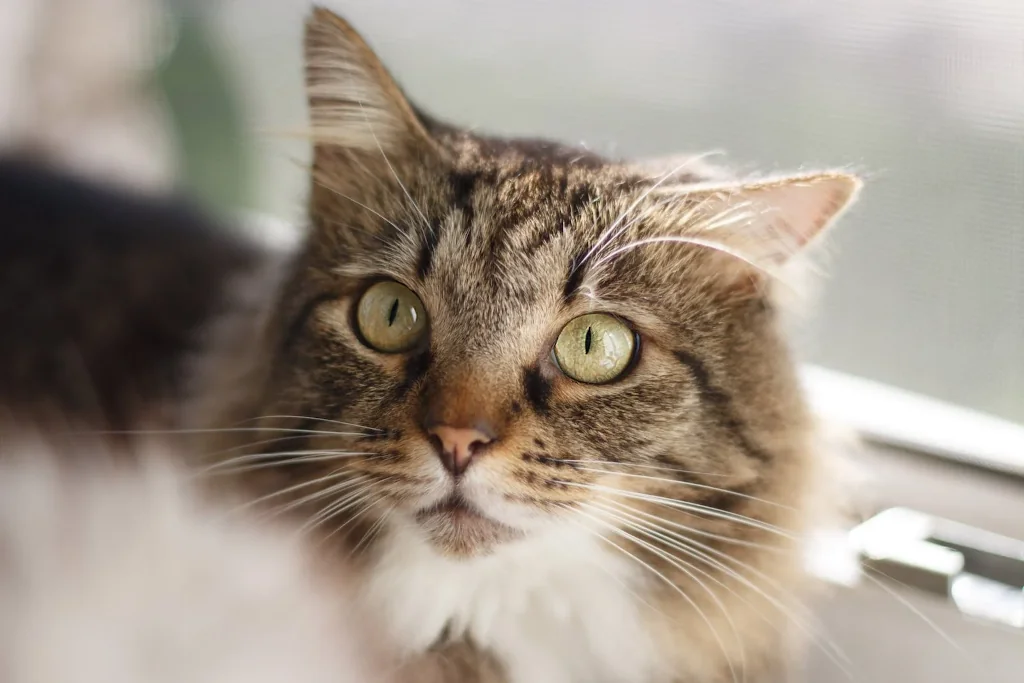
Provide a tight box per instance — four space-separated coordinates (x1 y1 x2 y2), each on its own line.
217 7 863 683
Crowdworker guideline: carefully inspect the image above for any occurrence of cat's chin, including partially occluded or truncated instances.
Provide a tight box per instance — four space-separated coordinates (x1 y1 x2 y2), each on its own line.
414 494 524 557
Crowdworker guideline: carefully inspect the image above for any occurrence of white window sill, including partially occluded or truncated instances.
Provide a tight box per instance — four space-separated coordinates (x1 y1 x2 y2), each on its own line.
801 364 1024 478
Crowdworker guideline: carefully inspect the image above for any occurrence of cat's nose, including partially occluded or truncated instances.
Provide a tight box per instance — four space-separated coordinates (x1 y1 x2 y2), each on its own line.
426 423 495 476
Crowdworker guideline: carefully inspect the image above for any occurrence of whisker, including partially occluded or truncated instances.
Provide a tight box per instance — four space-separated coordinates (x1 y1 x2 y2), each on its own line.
591 498 853 676
596 497 786 553
557 512 669 619
200 449 376 474
238 414 383 433
614 501 853 673
557 481 797 540
199 451 378 477
577 157 710 272
862 569 973 661
309 180 400 239
357 101 433 235
557 459 733 478
321 496 383 547
64 426 369 439
574 467 794 511
300 483 379 535
350 503 394 557
570 503 742 683
311 483 389 542
228 468 355 514
207 432 379 458
268 475 370 520
582 502 761 682
592 235 765 274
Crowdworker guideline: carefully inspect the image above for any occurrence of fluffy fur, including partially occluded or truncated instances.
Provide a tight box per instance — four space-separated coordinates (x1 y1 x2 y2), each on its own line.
0 158 392 683
215 8 863 683
0 444 387 683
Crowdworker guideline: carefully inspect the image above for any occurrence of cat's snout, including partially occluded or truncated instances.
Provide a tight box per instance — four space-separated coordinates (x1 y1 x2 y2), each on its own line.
426 424 495 476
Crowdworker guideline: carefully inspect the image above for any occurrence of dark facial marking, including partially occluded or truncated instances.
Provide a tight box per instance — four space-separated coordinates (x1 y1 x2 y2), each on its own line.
563 247 589 301
673 350 772 463
522 366 552 415
394 349 432 397
528 453 579 470
416 226 442 280
449 170 478 226
281 292 339 354
523 183 594 257
533 438 545 448
510 400 522 414
567 183 596 219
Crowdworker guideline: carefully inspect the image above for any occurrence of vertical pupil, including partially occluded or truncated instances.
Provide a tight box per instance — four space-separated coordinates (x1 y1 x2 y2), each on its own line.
387 299 399 326
584 326 592 354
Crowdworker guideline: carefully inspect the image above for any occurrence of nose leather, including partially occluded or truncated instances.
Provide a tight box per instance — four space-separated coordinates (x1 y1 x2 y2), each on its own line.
427 424 494 476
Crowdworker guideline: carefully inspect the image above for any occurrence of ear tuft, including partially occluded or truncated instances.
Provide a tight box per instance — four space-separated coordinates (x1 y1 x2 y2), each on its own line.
675 172 862 271
304 7 429 153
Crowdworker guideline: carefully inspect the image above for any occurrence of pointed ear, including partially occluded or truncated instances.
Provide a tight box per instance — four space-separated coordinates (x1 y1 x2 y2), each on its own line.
304 7 431 155
669 172 862 271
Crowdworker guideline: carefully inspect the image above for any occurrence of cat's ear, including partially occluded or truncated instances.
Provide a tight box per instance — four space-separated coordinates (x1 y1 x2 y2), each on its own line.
664 172 862 272
304 7 432 156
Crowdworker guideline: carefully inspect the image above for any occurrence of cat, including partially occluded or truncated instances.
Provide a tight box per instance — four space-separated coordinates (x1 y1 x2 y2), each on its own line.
213 7 863 683
0 156 393 683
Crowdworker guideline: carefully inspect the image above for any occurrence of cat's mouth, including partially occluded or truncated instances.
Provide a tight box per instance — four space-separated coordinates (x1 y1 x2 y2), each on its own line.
416 493 487 523
414 493 522 552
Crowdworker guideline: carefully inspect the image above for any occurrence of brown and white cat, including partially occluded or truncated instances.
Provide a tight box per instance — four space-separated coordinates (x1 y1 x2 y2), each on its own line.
215 7 863 683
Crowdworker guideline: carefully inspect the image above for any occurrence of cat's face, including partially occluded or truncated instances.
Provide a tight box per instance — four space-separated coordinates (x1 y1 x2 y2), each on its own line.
248 9 859 559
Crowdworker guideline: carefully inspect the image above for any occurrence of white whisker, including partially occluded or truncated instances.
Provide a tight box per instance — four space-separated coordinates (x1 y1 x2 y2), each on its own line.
263 474 370 520
300 483 379 535
592 498 853 676
242 414 383 433
571 503 742 683
574 467 794 510
557 480 797 540
357 101 433 235
557 510 669 618
206 432 368 458
310 180 401 238
199 449 375 474
578 157 711 272
862 569 972 660
592 235 765 274
556 459 733 479
350 503 394 557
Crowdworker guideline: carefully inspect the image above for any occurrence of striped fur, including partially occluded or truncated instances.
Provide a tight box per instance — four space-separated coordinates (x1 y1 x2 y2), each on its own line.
223 8 862 683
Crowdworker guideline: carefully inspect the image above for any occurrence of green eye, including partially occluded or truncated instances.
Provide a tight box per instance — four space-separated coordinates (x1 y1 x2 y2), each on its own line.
553 313 636 384
356 281 428 353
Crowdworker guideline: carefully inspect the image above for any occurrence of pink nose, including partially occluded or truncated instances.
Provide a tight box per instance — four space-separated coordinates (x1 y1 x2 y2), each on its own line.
427 424 494 476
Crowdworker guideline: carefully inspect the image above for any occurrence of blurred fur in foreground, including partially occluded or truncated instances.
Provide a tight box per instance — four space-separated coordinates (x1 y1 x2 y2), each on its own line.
0 156 392 683
0 443 388 683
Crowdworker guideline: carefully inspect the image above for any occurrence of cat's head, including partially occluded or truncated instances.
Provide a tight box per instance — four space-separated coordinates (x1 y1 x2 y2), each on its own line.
252 8 860 558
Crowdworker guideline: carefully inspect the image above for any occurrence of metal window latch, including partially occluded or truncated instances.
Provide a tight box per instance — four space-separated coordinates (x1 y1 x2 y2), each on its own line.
849 507 1024 630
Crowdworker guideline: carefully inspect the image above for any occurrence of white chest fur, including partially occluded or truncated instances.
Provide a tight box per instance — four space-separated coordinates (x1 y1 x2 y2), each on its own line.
363 520 665 683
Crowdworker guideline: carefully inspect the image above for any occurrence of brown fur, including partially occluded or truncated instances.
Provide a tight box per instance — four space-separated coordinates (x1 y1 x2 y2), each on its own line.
217 8 862 683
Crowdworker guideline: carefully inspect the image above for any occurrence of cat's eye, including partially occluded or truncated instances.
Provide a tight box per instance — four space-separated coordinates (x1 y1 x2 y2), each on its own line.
553 313 636 384
355 281 428 353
